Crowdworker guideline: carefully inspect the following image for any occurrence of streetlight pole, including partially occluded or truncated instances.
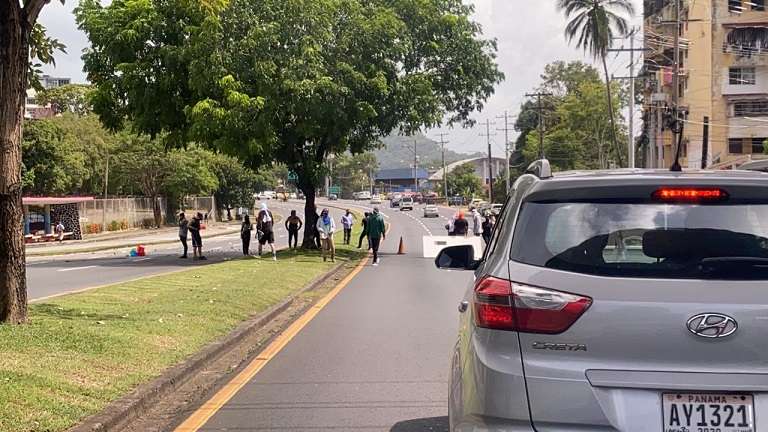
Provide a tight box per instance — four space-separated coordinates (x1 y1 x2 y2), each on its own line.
437 133 449 200
102 151 109 231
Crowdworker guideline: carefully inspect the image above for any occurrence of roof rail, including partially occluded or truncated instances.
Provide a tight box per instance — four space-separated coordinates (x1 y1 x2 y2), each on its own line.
525 159 552 179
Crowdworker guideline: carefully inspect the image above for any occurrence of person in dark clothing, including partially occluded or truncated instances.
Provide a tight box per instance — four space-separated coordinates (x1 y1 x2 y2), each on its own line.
452 211 469 237
178 213 189 258
285 210 303 249
357 212 371 249
367 208 386 265
240 214 253 256
312 207 322 249
482 215 494 244
189 212 207 260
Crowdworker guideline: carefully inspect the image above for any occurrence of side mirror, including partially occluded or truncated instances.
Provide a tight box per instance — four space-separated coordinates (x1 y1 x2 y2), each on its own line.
435 245 480 271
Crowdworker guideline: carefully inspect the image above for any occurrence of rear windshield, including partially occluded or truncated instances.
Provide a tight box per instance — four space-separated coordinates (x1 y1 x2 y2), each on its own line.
511 202 768 280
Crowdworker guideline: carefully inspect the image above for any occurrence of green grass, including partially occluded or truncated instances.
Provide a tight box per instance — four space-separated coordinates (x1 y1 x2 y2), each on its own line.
0 224 365 432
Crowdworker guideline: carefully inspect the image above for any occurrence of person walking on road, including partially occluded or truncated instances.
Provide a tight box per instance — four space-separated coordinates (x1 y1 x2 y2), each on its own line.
368 207 386 266
341 210 354 245
452 211 469 237
482 215 494 245
470 207 482 237
189 212 207 260
285 210 303 249
317 208 336 262
257 202 277 260
357 211 371 249
240 214 253 256
178 212 189 258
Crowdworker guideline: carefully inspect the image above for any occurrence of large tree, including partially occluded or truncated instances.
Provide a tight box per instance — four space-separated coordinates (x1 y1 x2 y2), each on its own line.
556 0 634 167
76 0 503 247
1 0 65 323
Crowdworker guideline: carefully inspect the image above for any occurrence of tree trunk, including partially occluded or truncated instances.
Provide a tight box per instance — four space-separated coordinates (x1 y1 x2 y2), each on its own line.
152 196 163 228
299 184 319 249
0 3 30 323
601 53 624 167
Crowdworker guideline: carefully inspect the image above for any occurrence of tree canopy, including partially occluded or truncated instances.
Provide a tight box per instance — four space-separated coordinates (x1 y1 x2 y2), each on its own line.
447 163 483 198
76 0 503 246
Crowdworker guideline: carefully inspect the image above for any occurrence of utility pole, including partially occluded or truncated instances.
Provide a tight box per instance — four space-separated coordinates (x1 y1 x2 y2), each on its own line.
525 92 552 160
102 152 109 231
609 28 651 168
479 120 496 203
437 133 449 200
412 139 418 193
670 0 684 171
496 111 515 194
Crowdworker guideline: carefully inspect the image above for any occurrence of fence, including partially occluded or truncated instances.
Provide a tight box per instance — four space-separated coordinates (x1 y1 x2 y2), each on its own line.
78 196 215 233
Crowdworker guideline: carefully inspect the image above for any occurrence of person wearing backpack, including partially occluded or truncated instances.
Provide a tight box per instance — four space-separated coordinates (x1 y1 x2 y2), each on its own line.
240 214 253 256
257 203 277 260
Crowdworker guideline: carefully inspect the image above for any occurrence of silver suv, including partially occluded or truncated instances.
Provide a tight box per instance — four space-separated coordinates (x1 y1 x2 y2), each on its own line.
436 160 768 432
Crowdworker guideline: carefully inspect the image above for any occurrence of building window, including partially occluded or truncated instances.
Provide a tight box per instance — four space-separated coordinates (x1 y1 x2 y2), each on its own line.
752 138 767 154
734 101 768 116
729 138 744 154
730 67 756 85
754 0 766 11
26 97 36 105
730 0 743 12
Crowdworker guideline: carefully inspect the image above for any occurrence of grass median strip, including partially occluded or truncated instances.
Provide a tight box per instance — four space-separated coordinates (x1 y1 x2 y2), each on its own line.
0 225 366 432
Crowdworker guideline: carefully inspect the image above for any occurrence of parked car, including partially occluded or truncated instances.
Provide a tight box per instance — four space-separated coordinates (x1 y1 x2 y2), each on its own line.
390 198 400 208
328 194 338 201
399 197 414 211
436 159 768 432
370 196 382 205
423 204 439 218
448 196 464 206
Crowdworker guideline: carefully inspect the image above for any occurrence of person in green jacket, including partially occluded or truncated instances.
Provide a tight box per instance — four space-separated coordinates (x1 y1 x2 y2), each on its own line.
367 207 386 266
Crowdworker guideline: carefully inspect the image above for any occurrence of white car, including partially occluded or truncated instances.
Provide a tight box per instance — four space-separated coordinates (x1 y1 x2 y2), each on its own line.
400 197 414 211
423 204 439 218
370 196 382 205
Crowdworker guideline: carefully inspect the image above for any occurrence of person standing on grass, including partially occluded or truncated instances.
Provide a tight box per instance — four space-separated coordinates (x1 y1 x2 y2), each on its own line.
240 214 253 256
257 202 277 260
341 210 354 245
178 212 189 258
368 207 386 266
357 211 371 249
317 208 336 262
189 212 207 260
285 210 303 249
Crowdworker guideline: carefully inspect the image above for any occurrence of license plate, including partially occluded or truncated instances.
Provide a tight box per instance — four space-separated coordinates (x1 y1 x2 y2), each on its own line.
663 393 755 432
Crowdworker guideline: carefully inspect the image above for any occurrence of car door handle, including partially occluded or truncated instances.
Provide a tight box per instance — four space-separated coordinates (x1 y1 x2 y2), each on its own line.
458 301 469 313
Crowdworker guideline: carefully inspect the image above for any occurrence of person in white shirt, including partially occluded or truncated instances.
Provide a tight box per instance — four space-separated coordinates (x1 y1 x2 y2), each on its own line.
340 210 355 245
471 207 483 237
316 208 337 262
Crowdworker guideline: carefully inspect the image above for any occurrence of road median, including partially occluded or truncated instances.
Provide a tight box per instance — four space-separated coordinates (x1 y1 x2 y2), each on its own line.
0 222 366 432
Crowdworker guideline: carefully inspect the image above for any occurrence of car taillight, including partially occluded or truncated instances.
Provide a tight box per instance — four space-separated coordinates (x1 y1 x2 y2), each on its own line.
473 277 592 334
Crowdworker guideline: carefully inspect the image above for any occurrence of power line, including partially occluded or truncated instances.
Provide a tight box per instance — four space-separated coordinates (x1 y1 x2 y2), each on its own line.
479 119 496 203
496 110 514 194
525 92 553 160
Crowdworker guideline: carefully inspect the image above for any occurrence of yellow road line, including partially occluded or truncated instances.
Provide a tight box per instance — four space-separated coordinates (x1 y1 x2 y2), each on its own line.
173 256 370 432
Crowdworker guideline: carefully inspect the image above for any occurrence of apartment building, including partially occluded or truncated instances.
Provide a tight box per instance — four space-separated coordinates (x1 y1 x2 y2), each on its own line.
644 0 768 169
24 74 71 120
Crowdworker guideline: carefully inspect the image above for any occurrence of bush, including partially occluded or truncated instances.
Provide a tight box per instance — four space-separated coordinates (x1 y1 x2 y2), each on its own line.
85 223 103 234
120 220 129 230
109 220 120 232
141 218 155 229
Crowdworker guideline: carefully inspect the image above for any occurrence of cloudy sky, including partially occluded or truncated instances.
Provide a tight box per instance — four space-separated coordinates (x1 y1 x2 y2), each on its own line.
38 0 644 154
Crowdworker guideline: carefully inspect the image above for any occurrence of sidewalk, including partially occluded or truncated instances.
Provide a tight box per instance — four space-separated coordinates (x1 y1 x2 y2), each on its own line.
26 223 241 257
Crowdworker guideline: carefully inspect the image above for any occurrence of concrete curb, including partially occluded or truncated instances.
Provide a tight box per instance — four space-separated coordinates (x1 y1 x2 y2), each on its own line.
68 260 347 432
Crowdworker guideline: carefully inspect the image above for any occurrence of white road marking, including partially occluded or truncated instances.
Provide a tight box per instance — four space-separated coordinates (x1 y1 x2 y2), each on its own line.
57 265 97 272
132 257 152 262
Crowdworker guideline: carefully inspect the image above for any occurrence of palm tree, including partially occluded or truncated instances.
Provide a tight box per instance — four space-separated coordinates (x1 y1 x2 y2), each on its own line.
556 0 635 167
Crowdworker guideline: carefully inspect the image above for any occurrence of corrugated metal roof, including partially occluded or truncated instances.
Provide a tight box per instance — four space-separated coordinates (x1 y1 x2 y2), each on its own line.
375 168 429 181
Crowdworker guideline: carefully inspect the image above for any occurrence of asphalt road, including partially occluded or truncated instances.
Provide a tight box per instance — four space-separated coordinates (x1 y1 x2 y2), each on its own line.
26 201 347 301
172 199 472 432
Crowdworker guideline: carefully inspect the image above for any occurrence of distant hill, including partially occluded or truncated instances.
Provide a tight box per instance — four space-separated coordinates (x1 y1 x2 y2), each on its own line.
375 134 484 170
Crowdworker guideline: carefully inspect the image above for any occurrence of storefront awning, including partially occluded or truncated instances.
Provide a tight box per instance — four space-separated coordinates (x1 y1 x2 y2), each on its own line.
23 197 95 205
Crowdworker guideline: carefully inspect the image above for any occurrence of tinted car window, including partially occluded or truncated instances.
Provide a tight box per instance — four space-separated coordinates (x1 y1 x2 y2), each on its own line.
511 202 768 279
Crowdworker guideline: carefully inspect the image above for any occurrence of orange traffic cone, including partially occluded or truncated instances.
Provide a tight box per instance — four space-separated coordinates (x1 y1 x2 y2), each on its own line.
397 236 406 255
